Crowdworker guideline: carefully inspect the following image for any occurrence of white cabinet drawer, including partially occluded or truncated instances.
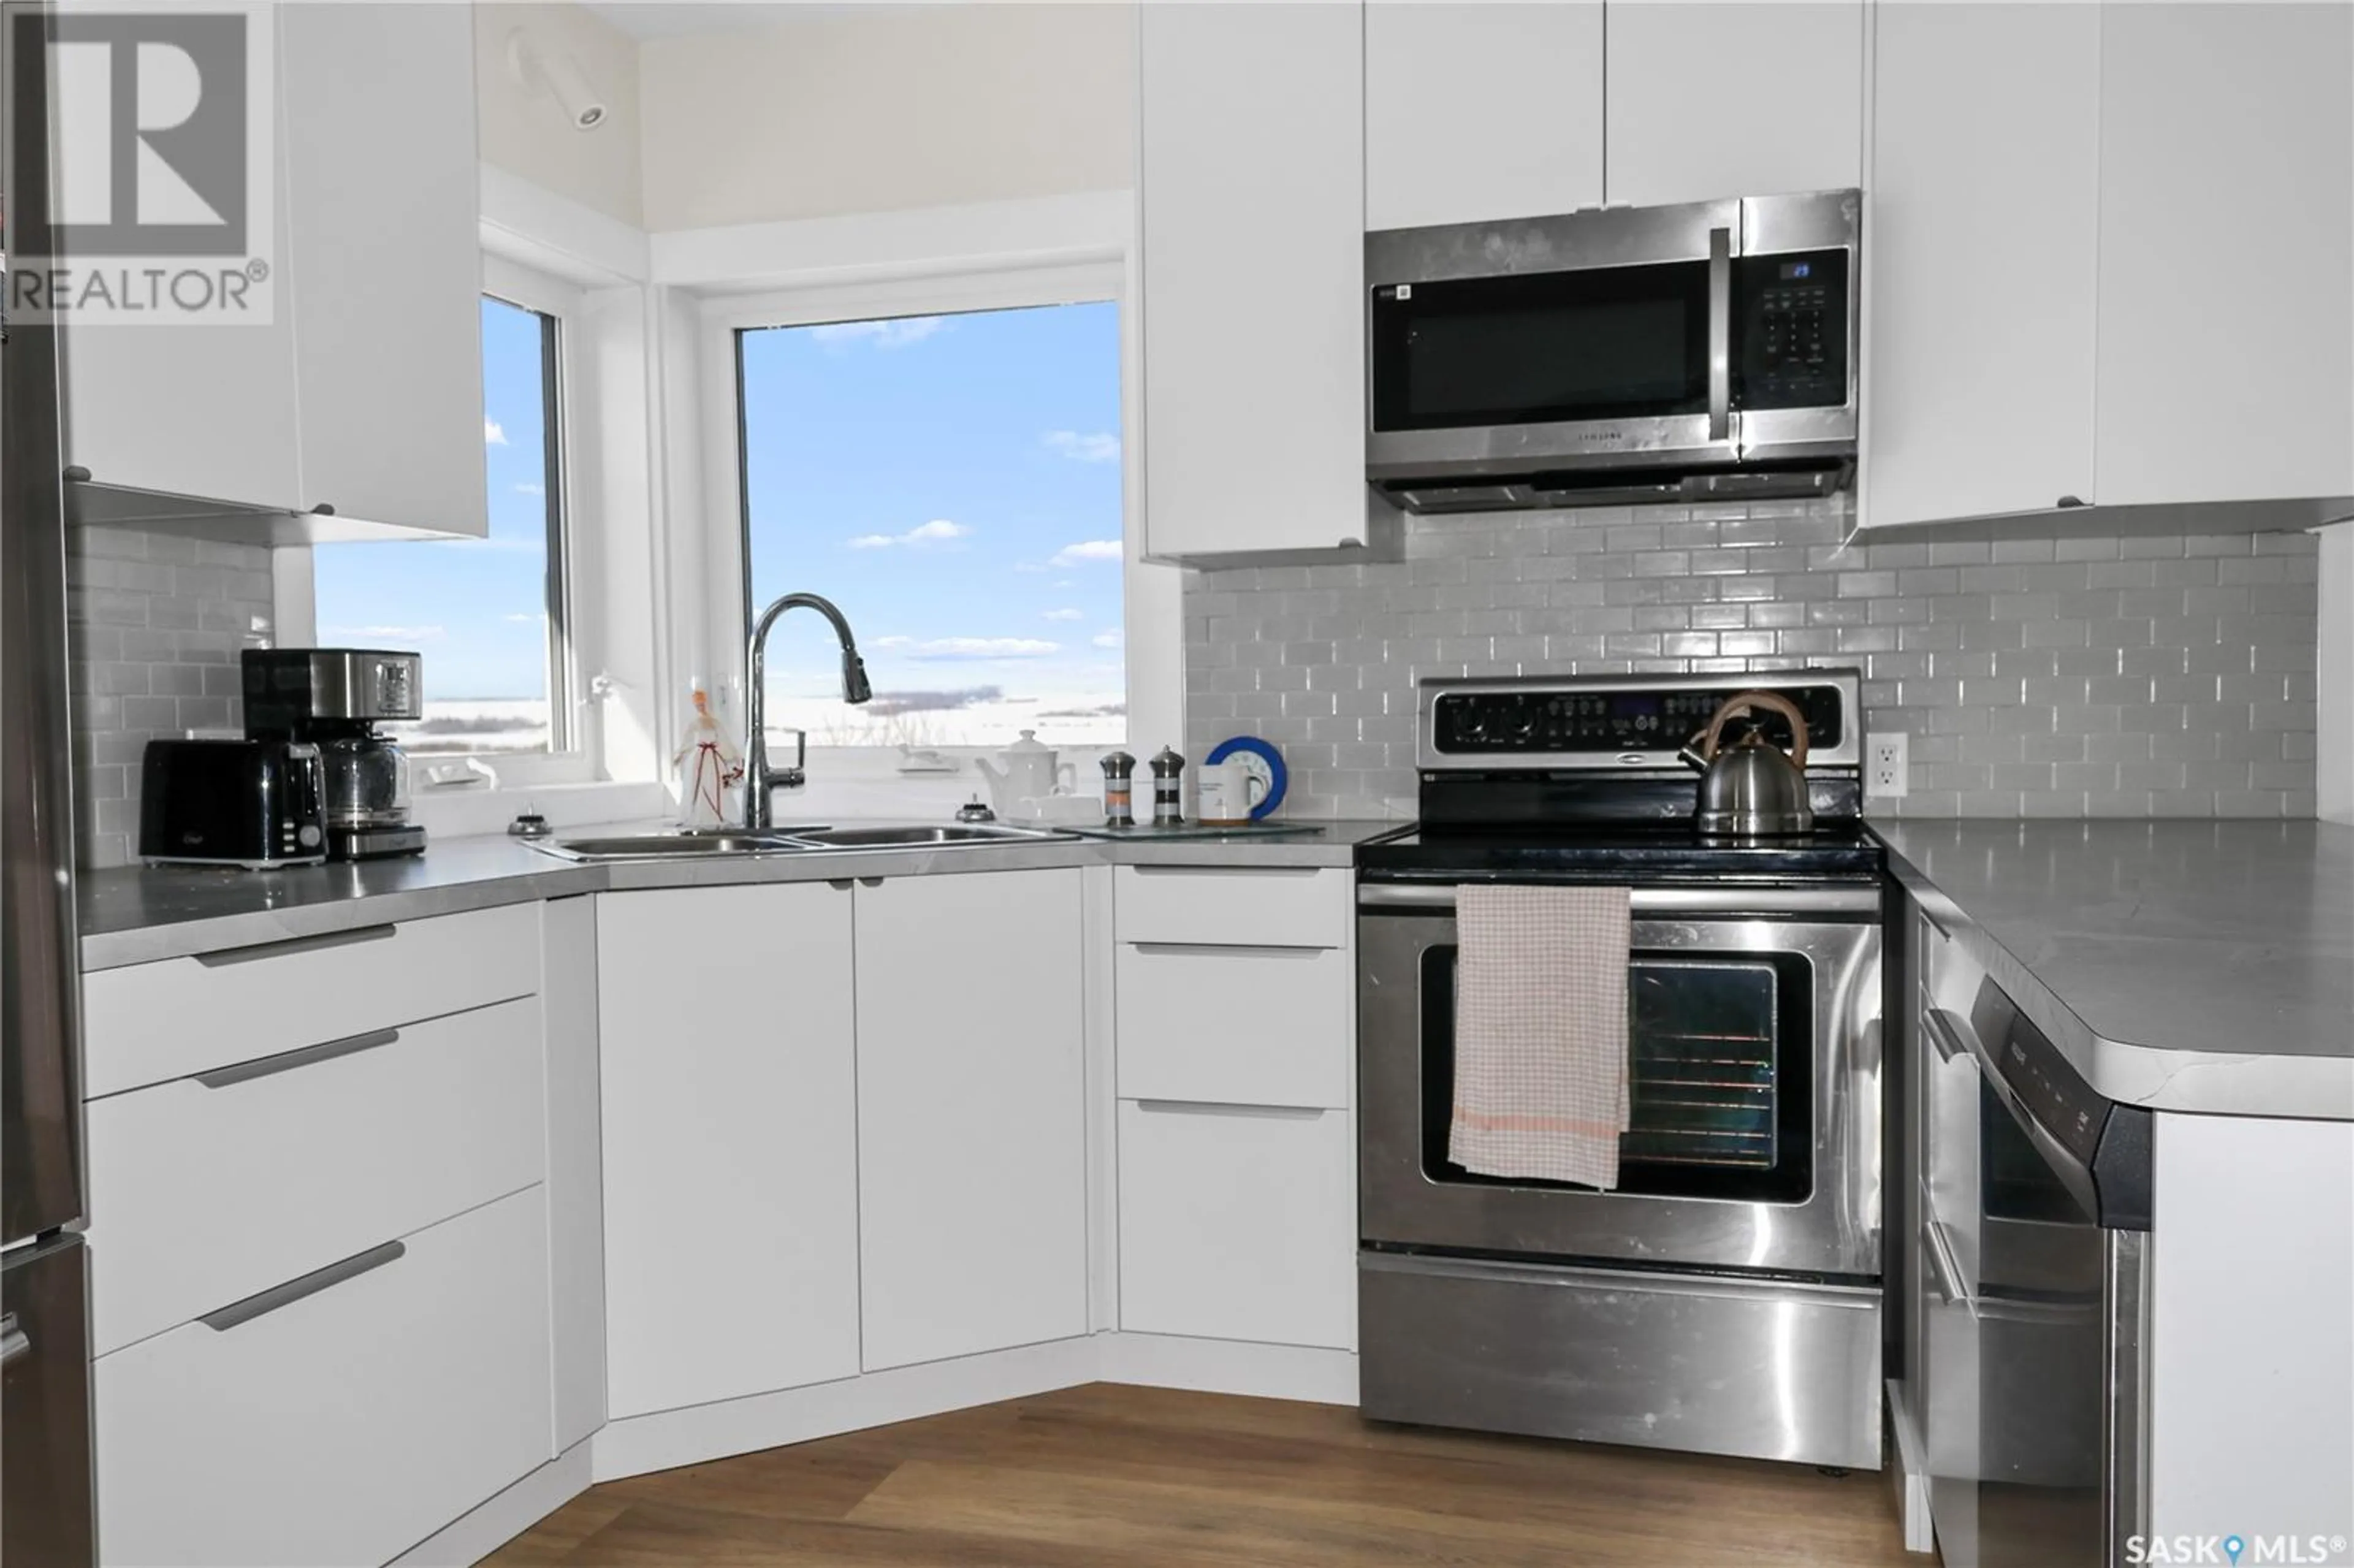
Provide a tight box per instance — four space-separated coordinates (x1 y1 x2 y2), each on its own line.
86 997 547 1357
82 903 541 1097
96 1186 552 1568
1116 943 1350 1110
1118 1100 1355 1351
1113 866 1350 949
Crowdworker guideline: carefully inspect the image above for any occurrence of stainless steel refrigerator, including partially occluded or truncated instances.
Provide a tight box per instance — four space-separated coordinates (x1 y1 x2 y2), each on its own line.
2 0 99 1561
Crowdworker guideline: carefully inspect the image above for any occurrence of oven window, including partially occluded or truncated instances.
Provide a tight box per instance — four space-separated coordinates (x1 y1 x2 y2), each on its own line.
1370 263 1710 432
1418 945 1816 1204
1626 960 1778 1168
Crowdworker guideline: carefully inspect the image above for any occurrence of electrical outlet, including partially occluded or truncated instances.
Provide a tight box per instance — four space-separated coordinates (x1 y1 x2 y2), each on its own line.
1867 732 1909 799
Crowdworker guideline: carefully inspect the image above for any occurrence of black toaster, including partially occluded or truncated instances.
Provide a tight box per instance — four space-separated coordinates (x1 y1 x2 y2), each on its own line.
139 739 329 869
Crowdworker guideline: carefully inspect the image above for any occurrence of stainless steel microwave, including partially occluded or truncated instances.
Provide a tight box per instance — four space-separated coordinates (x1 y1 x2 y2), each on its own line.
1365 189 1861 514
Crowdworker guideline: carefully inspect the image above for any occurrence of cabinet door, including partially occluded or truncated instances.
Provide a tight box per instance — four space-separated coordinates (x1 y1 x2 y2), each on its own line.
1862 2 2100 528
2094 2 2354 506
1118 1101 1355 1350
1139 2 1368 559
280 2 489 535
96 1188 550 1568
855 870 1087 1371
1365 2 1603 230
1603 2 1864 208
597 883 860 1418
56 0 301 516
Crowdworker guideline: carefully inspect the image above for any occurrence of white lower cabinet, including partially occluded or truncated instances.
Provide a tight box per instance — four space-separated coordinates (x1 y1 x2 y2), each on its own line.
1118 1100 1356 1352
94 1186 552 1568
855 870 1089 1371
596 883 861 1417
86 996 547 1358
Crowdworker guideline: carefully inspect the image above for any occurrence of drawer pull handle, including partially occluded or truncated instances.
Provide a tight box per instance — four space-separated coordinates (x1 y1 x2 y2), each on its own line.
194 1028 400 1089
194 924 397 968
1135 1098 1328 1120
200 1241 406 1333
1129 942 1326 959
1128 865 1321 878
0 1313 28 1368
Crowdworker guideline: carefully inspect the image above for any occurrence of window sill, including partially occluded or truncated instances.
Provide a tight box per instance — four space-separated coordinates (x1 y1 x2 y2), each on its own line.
409 778 669 841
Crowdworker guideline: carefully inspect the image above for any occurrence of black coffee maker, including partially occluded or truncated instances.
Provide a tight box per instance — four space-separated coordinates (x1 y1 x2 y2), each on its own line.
243 649 427 860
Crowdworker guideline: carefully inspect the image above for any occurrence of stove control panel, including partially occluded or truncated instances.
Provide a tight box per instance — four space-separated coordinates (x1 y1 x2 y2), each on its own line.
1431 683 1846 758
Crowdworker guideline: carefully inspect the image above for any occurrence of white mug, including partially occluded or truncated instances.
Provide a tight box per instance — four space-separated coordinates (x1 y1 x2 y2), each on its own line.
1197 758 1267 826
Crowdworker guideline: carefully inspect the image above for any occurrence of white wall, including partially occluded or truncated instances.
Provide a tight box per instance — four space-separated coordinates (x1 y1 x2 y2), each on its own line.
638 3 1135 233
2322 523 2352 823
476 1 645 228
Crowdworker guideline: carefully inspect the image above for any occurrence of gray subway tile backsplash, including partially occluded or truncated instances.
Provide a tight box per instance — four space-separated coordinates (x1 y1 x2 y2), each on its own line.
66 526 275 870
1181 500 2320 822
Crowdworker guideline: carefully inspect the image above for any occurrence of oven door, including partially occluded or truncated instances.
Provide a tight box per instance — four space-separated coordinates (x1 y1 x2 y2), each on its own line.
1358 881 1882 1279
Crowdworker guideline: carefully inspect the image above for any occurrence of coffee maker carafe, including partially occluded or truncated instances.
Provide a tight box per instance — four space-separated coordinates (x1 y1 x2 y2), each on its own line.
243 649 427 860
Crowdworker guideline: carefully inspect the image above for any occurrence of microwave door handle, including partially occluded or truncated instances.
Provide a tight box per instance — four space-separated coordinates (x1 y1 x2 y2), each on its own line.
1707 225 1732 444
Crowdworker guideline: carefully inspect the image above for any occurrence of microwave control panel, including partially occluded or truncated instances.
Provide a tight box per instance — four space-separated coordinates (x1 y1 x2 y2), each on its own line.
1736 248 1849 411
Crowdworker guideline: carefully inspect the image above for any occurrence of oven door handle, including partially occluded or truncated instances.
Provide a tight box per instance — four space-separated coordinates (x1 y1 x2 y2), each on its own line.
1357 883 1882 918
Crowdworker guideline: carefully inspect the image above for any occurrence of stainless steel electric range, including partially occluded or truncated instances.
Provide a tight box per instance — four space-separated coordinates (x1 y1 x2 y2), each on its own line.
1355 668 1886 1471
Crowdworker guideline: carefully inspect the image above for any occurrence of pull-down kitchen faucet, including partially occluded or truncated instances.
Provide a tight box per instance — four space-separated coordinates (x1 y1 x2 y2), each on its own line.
744 592 872 831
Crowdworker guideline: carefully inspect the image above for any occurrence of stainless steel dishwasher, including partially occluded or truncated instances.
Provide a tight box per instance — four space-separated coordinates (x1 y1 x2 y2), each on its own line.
1919 976 2153 1568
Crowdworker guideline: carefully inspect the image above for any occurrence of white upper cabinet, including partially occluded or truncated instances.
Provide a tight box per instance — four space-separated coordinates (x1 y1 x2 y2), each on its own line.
1364 2 1604 230
2092 2 2354 508
277 1 487 535
1602 2 1865 208
596 883 861 1420
1863 2 2101 528
1861 2 2354 528
61 1 487 539
855 870 1089 1371
1138 1 1373 561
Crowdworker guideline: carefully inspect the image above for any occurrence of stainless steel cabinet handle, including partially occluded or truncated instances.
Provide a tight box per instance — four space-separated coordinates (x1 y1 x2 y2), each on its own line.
194 923 396 967
201 1241 406 1332
0 1312 29 1368
1919 1222 1965 1306
1707 226 1733 443
1129 942 1324 959
194 1027 400 1089
1923 1007 1971 1064
1133 1098 1328 1121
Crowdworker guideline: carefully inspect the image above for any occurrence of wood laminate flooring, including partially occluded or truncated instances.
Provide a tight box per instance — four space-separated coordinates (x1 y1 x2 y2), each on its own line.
486 1383 1916 1567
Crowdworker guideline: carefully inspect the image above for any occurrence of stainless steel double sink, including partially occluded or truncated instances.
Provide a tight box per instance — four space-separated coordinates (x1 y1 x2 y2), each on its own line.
531 822 1073 863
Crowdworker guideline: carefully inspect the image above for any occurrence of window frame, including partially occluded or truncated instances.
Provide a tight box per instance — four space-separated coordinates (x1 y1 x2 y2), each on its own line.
298 256 593 786
466 254 587 783
701 260 1149 762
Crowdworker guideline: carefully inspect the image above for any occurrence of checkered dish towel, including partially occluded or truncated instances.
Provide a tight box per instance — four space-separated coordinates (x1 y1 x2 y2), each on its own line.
1448 883 1632 1192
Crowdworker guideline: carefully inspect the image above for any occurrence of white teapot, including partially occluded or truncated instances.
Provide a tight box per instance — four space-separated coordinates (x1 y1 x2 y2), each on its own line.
972 730 1076 818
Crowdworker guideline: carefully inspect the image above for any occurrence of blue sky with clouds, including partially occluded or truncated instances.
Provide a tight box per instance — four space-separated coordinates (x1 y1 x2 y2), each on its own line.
738 300 1127 742
313 297 1125 743
313 296 554 701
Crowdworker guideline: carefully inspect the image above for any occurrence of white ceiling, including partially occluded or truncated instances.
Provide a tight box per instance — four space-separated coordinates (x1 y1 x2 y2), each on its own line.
583 2 904 40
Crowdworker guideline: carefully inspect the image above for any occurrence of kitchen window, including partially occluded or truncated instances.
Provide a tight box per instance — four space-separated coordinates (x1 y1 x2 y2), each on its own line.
311 280 576 762
732 297 1127 751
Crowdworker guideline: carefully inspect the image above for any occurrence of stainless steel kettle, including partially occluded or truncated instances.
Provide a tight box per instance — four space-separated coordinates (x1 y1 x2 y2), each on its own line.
1680 691 1814 836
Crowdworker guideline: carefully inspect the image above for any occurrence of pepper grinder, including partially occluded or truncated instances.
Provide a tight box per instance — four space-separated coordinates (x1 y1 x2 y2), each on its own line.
1099 750 1137 828
1148 746 1186 826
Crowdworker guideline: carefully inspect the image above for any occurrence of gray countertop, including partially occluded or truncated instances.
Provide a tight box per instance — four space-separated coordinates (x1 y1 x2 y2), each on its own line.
1873 819 2353 1120
76 818 1404 970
